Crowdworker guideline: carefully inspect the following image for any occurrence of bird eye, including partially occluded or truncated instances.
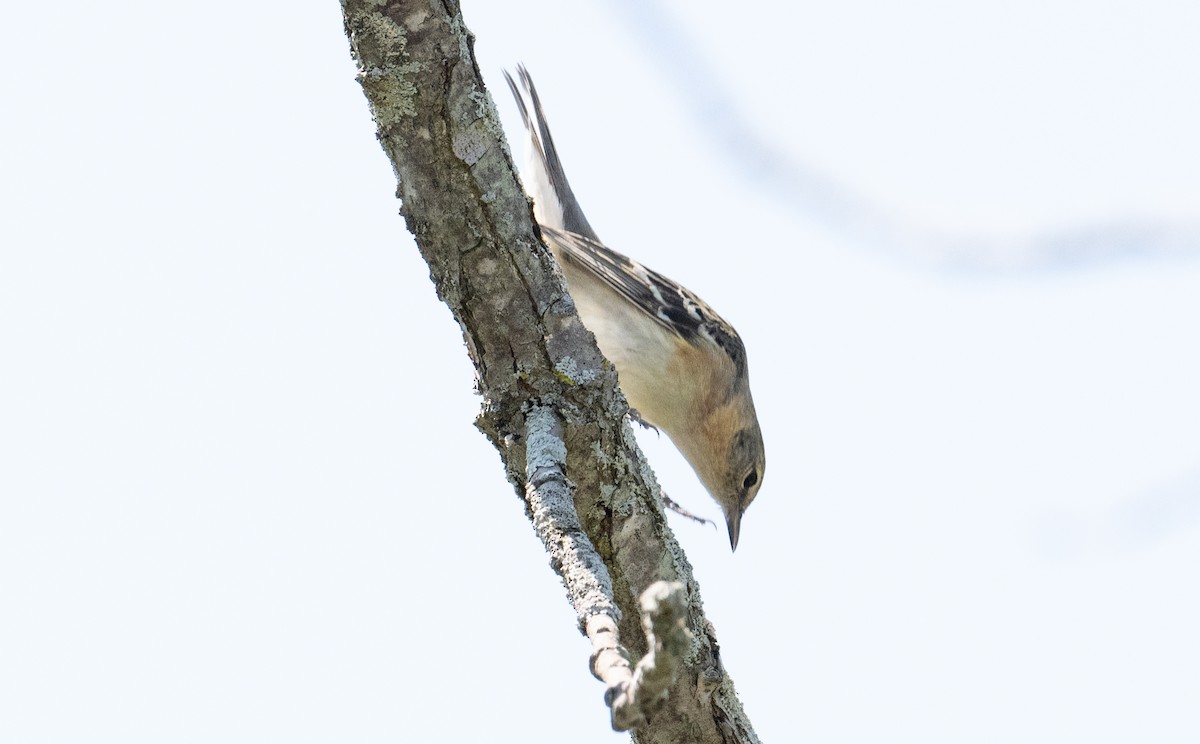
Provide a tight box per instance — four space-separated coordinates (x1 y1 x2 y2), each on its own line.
742 469 758 490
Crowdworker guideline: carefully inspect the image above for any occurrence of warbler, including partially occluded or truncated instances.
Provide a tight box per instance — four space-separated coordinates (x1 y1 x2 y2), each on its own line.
504 67 765 550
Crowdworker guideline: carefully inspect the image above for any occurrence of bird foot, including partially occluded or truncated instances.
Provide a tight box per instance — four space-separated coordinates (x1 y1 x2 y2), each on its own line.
628 408 659 434
660 490 717 530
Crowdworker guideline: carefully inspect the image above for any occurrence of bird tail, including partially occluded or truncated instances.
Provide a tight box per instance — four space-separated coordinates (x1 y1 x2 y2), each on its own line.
503 65 599 241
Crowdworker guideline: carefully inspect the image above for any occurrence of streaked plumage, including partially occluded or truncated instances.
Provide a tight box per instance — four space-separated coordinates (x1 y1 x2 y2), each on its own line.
504 66 765 550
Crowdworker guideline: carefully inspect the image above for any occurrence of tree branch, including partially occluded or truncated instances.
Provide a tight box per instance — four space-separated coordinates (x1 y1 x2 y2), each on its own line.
525 404 693 730
339 1 758 740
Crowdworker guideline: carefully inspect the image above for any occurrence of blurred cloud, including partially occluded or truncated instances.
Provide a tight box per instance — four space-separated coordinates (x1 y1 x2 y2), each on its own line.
1112 465 1200 549
602 0 1200 274
1034 465 1200 558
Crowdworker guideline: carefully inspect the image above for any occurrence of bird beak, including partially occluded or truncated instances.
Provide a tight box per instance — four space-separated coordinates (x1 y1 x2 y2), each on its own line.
726 510 742 552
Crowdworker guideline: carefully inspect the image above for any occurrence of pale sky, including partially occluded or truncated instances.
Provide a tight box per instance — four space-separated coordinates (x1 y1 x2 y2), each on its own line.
2 1 1199 742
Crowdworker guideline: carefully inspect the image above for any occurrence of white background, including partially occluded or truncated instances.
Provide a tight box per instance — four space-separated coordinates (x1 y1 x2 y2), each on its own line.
2 1 1199 742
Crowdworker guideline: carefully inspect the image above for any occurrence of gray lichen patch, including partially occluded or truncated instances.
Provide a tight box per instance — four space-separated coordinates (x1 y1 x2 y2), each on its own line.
451 122 489 165
447 11 474 64
402 8 429 30
462 87 487 119
525 407 568 471
360 62 424 126
347 11 409 67
347 9 424 128
553 356 582 385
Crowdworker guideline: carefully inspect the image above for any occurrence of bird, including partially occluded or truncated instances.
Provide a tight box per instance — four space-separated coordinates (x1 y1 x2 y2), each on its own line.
504 66 765 551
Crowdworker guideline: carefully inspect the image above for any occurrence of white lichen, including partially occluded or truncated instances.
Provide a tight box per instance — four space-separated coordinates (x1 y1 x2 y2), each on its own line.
452 125 488 165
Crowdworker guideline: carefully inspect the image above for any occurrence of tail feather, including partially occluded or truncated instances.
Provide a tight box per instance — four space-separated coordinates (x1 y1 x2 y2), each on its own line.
503 65 599 241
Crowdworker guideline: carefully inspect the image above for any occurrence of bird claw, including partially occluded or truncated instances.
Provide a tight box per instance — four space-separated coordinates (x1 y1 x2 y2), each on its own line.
628 408 660 434
660 490 717 530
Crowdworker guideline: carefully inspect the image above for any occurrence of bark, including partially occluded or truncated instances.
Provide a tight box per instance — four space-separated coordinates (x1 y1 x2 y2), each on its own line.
339 2 759 741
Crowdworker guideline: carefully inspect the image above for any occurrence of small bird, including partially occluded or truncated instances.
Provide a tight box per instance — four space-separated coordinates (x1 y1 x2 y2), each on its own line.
504 67 765 551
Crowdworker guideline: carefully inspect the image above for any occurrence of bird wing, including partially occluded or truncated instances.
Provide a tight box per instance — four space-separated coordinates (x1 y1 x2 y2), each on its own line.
539 225 748 380
504 67 748 380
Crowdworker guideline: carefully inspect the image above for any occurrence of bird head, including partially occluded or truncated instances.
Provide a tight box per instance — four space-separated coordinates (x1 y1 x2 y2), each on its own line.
673 396 765 551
